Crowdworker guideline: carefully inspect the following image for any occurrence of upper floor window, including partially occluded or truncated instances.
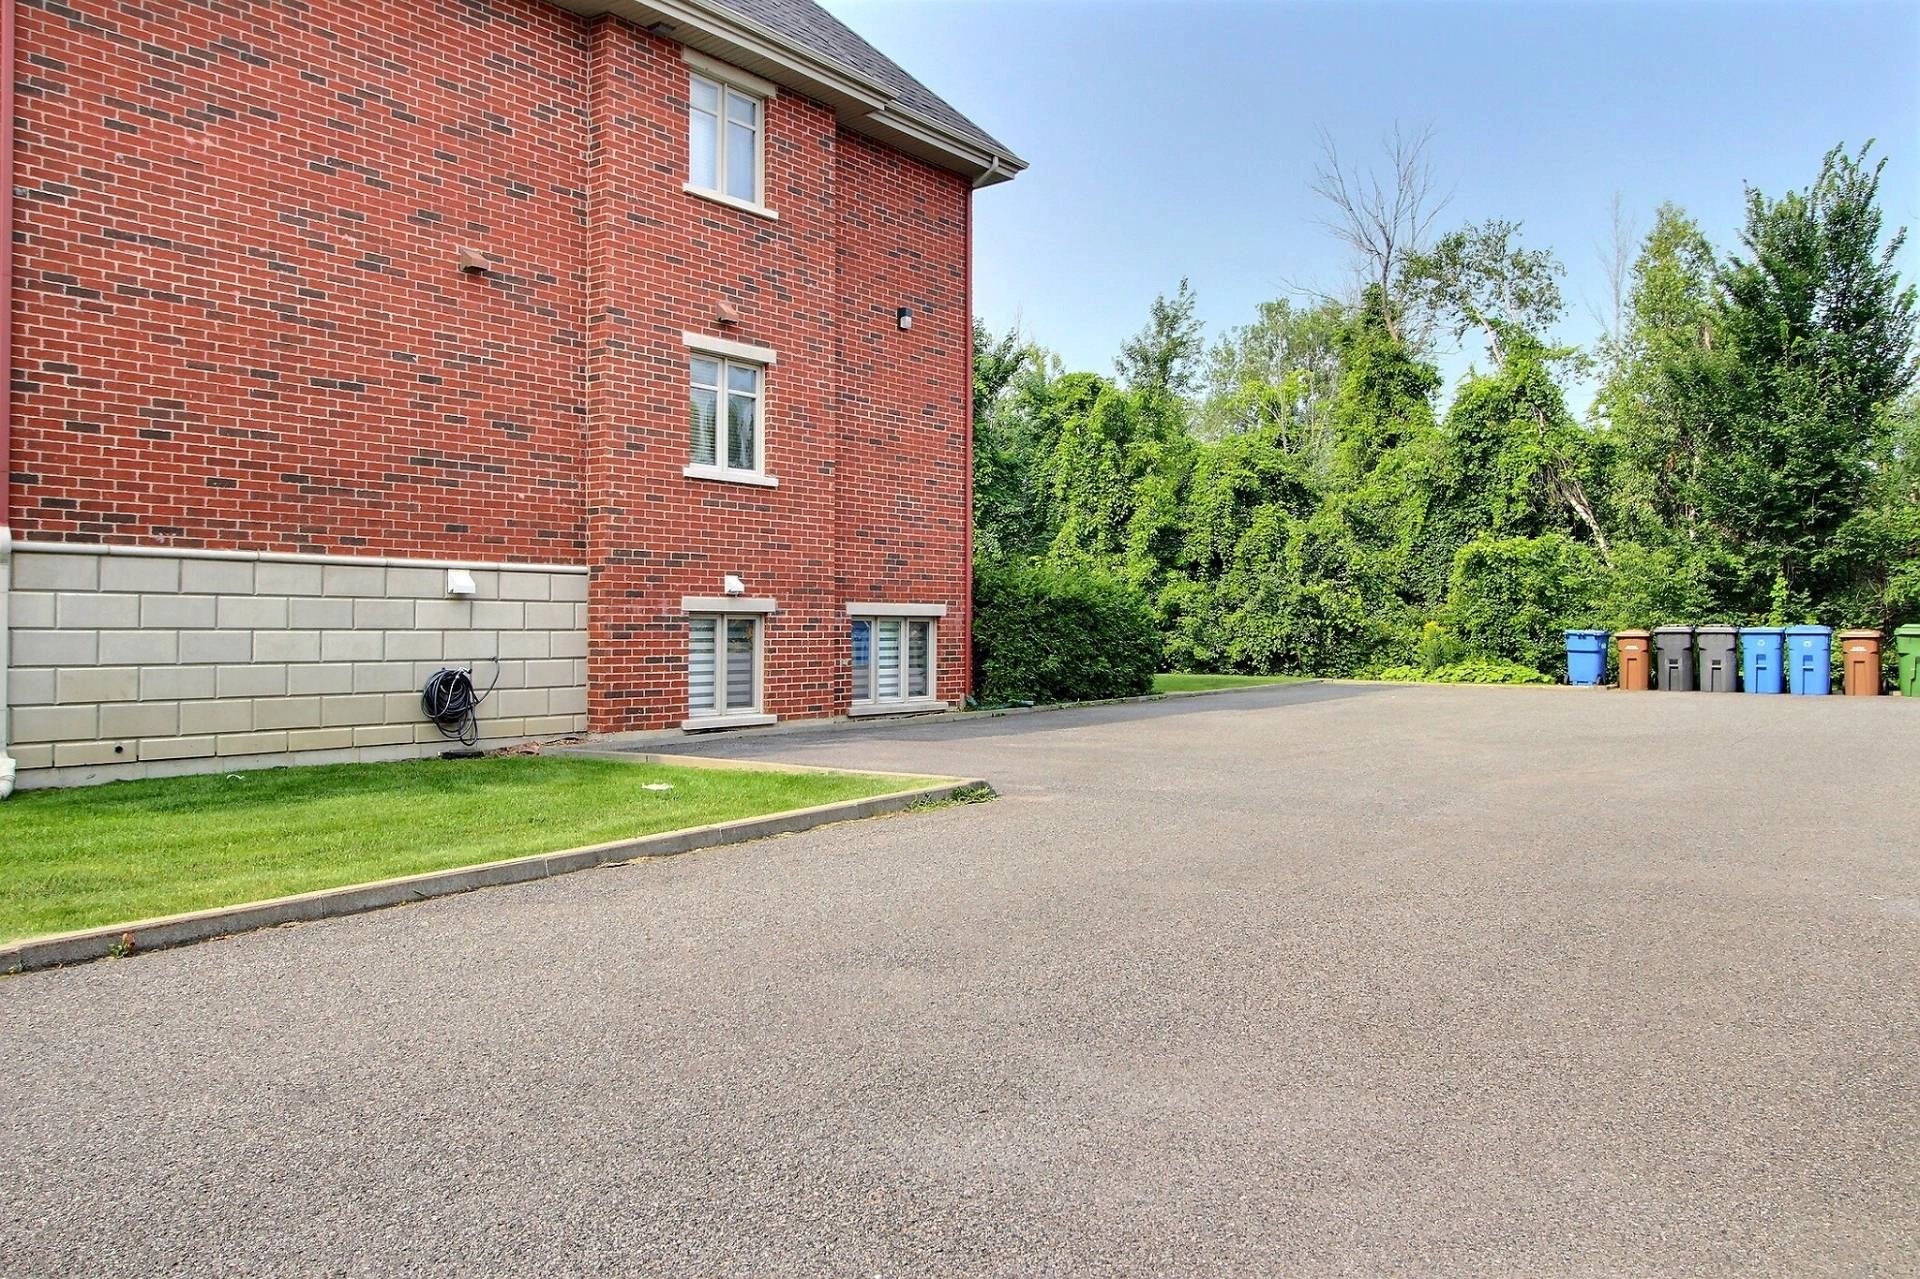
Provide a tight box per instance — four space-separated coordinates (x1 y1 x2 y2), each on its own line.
684 332 779 487
689 73 761 206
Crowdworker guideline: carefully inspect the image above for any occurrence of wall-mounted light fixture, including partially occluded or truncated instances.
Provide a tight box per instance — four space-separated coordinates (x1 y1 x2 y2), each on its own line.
896 307 913 331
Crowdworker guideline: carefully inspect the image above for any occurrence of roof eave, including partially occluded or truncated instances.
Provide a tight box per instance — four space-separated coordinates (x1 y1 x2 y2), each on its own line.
550 0 1025 186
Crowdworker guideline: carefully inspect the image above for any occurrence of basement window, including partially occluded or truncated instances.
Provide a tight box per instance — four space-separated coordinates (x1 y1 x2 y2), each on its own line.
850 614 940 713
687 614 764 724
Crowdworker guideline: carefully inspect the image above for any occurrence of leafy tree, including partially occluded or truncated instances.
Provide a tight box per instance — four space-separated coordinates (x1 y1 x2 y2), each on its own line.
1115 278 1205 399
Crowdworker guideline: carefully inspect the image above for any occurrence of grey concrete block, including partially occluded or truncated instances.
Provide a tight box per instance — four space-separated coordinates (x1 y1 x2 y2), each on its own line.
139 735 217 762
286 727 355 752
101 628 178 665
12 704 98 743
496 688 550 717
180 559 255 594
100 555 181 593
551 573 589 603
524 602 575 630
353 724 415 747
142 594 218 628
288 664 355 696
14 553 98 592
353 598 414 629
8 668 57 706
383 631 442 661
218 664 289 698
497 631 550 659
8 591 56 629
438 633 497 665
352 662 416 693
10 743 54 770
468 571 501 599
550 630 588 659
549 686 588 716
322 563 385 596
142 665 218 702
474 717 526 740
14 628 92 667
384 691 424 720
321 629 384 662
254 697 323 731
415 599 474 630
58 666 140 704
320 694 385 726
180 700 254 735
472 600 524 629
55 740 126 767
216 731 288 757
521 715 579 737
217 595 289 630
525 659 576 688
101 701 180 738
291 597 355 629
574 604 589 629
498 572 552 601
384 567 443 598
179 629 253 664
253 631 321 663
58 592 140 629
491 660 528 689
255 561 325 596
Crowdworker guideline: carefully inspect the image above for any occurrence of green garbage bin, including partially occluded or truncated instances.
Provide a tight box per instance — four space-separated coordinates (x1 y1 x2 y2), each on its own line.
1896 624 1920 698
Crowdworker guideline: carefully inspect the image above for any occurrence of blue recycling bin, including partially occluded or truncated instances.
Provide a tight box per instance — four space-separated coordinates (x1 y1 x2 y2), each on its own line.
1564 630 1609 686
1785 625 1833 696
1740 627 1785 694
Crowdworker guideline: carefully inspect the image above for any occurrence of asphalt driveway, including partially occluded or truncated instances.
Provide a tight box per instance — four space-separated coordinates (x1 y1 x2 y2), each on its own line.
4 683 1917 1276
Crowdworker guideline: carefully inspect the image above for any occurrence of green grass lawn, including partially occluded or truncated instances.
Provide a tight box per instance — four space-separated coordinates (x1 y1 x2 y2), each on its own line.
1151 673 1309 694
0 756 930 942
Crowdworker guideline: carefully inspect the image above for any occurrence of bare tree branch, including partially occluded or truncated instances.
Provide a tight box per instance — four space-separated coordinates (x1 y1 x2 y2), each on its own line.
1309 122 1451 346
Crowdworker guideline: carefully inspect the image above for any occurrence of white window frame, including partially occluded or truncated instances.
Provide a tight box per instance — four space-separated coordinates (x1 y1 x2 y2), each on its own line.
847 602 947 716
683 333 778 487
683 55 777 220
683 604 776 730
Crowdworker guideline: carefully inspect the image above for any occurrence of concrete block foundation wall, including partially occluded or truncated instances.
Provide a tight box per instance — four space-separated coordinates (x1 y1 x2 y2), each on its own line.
5 547 588 790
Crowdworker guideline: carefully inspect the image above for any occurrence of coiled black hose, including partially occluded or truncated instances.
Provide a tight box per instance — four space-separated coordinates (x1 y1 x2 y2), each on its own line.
420 662 498 747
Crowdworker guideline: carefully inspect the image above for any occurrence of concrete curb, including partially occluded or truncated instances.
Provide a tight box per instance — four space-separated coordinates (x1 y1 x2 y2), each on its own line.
1 771 991 975
576 679 1325 750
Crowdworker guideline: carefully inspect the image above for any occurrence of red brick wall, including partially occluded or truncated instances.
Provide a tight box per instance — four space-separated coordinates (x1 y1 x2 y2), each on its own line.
10 0 975 732
11 0 591 558
832 132 973 708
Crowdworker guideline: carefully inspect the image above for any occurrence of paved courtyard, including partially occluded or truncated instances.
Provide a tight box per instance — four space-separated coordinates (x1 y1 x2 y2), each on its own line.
4 683 1917 1276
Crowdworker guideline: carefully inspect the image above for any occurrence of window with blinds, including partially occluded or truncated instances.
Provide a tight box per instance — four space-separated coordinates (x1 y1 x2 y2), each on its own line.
689 614 760 716
850 617 934 707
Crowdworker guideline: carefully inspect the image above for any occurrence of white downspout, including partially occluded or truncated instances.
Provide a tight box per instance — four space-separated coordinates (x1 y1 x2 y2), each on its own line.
1 526 14 799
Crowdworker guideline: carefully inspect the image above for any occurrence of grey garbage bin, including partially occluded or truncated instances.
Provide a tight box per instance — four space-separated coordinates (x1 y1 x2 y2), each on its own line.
1653 625 1696 691
1696 624 1739 692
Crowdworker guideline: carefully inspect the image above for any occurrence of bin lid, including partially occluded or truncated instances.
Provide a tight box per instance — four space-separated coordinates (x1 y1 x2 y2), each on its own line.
1563 629 1609 638
1651 625 1694 635
1739 626 1785 636
1895 623 1920 637
1695 624 1739 635
1615 629 1651 639
1836 629 1882 640
1784 624 1833 635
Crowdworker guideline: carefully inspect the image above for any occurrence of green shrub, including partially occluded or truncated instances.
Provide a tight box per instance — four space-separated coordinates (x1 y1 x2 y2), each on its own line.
1415 620 1468 672
1374 660 1555 685
973 558 1159 705
1443 533 1605 675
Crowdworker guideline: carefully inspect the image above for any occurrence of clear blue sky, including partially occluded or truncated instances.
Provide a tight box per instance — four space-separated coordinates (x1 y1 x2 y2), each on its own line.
823 0 1920 393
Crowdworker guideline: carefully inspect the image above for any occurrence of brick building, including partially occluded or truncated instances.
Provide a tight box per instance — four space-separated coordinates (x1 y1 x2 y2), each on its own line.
0 0 1023 792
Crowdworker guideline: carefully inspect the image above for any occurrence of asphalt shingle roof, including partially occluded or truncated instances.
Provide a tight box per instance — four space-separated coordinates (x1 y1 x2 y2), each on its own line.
708 0 1014 158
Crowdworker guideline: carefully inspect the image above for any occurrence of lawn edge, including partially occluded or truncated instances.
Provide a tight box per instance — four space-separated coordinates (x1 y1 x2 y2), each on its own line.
1 770 990 975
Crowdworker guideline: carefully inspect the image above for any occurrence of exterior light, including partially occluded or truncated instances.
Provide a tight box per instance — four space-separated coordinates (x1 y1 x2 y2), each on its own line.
896 307 912 331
